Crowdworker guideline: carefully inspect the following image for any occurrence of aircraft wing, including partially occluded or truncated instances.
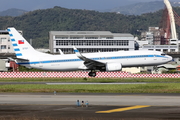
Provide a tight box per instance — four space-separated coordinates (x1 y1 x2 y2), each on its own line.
73 46 105 69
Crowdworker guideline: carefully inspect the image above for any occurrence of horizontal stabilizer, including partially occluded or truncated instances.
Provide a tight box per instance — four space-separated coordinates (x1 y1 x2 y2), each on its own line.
8 57 28 61
16 58 29 61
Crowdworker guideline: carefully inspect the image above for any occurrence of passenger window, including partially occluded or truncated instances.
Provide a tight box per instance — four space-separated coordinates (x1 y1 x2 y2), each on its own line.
161 53 166 56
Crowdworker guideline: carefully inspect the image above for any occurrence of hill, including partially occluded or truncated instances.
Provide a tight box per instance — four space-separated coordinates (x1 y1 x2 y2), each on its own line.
0 6 180 48
0 8 28 17
0 1 180 17
110 1 180 15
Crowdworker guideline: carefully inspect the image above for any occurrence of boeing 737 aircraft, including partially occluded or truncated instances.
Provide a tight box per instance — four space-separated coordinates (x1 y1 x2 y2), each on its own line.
7 27 172 77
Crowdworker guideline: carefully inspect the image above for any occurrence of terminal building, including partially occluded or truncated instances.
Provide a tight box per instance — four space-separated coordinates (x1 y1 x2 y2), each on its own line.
49 31 135 54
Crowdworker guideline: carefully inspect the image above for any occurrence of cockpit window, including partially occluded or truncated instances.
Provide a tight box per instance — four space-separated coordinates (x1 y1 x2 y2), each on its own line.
161 53 166 56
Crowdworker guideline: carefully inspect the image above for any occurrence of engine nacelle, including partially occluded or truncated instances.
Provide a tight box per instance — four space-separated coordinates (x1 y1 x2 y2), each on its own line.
106 62 122 71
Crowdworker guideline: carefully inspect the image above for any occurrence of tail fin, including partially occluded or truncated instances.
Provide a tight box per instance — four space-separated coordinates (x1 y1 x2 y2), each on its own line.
7 27 38 59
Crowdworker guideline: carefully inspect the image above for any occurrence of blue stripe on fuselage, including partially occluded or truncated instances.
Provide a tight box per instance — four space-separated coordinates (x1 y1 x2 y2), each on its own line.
16 53 22 56
11 39 15 42
14 48 20 51
16 55 167 65
13 44 18 46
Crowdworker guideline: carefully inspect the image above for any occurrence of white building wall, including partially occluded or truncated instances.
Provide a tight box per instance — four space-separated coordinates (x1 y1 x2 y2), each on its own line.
142 45 178 52
49 31 135 54
0 30 22 53
0 34 14 53
146 32 154 45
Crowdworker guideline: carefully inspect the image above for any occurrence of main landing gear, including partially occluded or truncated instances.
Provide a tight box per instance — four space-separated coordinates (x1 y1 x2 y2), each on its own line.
88 70 96 77
153 66 159 72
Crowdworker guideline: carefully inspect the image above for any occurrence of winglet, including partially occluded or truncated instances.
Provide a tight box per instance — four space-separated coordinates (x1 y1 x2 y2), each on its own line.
73 46 79 53
73 46 82 57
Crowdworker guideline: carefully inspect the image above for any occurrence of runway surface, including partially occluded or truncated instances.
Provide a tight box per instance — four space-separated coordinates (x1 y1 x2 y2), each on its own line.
1 93 180 106
0 93 180 119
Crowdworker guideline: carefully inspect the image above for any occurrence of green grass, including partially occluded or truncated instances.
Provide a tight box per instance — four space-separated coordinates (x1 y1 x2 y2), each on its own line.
1 83 180 93
0 77 180 83
0 78 180 93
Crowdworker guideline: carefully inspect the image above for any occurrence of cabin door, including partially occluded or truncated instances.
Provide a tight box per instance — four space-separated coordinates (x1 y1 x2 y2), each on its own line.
39 59 43 67
154 55 157 60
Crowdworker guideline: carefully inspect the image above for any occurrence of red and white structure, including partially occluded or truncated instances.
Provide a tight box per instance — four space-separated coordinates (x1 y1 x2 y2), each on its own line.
163 0 180 46
0 72 179 78
164 0 177 40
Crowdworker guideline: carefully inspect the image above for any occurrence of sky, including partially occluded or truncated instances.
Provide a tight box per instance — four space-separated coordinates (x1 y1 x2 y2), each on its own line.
0 0 172 11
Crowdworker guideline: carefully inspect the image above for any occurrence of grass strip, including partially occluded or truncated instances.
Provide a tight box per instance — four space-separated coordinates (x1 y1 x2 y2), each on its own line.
0 83 180 93
0 78 180 82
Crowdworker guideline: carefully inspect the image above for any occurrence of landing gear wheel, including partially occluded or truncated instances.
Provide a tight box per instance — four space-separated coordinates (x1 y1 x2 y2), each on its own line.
88 72 96 77
91 72 96 77
153 66 158 72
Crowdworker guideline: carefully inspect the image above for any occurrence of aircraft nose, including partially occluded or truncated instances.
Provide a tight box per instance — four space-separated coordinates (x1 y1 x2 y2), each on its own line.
167 55 173 62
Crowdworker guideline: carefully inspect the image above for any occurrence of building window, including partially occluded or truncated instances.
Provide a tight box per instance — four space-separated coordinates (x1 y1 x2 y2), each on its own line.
55 48 129 54
156 49 161 51
56 48 59 52
1 38 7 42
55 39 129 46
163 49 168 52
1 45 6 49
170 49 175 52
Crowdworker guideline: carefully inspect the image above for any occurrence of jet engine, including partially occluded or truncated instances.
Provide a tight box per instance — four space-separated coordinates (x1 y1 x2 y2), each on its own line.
106 62 122 71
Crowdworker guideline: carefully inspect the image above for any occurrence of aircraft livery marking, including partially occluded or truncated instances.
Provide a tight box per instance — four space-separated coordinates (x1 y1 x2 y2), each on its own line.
14 48 20 51
17 54 167 65
12 44 18 46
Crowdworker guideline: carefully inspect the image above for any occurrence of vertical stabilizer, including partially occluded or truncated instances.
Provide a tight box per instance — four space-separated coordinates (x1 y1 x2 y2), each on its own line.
7 27 38 59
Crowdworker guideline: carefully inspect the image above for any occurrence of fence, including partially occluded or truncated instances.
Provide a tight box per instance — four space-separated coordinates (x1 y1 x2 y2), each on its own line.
0 71 179 78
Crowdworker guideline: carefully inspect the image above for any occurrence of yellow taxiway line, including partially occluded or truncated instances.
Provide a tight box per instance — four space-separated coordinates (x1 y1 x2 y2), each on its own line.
96 105 150 113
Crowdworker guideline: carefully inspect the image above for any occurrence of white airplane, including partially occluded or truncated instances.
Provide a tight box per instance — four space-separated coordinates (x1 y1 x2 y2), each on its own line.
7 27 172 77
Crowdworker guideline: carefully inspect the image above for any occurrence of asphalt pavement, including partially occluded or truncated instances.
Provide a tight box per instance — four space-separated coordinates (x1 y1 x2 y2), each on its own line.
0 93 180 119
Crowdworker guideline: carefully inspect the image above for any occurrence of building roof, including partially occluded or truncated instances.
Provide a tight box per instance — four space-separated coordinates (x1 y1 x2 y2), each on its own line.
49 31 134 37
0 30 7 32
0 30 9 34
